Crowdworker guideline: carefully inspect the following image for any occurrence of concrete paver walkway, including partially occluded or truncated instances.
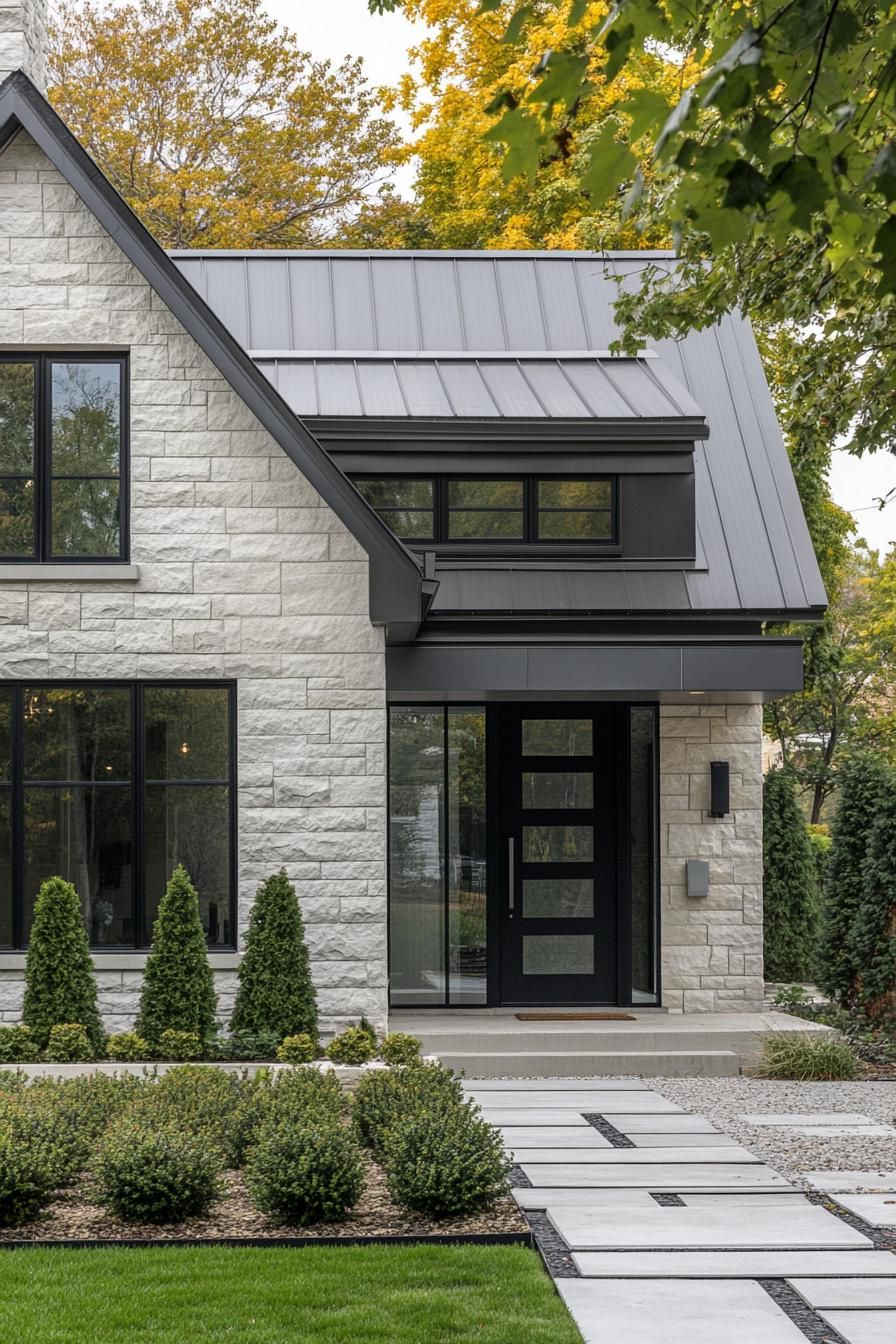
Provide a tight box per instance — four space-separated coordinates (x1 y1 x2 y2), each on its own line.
465 1079 896 1344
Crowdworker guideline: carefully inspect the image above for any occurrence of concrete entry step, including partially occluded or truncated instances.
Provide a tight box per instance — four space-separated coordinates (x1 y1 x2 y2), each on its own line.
435 1049 741 1078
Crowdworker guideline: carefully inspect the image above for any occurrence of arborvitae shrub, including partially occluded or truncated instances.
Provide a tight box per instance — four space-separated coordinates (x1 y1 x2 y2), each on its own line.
22 877 103 1052
135 866 217 1046
762 769 817 982
851 771 896 1020
230 870 318 1045
818 754 891 1005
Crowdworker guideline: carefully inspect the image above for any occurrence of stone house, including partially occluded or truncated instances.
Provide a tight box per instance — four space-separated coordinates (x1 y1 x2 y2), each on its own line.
0 8 826 1035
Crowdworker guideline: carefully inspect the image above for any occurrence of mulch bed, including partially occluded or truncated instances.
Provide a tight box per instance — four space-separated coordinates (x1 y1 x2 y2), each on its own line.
0 1155 528 1244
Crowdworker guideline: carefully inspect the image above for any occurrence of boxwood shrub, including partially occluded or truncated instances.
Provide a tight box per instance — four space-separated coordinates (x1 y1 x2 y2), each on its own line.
94 1121 223 1223
382 1099 511 1217
126 1066 248 1166
276 1033 317 1065
106 1032 149 1062
45 1024 94 1063
0 1025 38 1064
325 1027 376 1066
378 1032 422 1067
0 1132 55 1227
246 1116 363 1226
268 1065 344 1122
352 1062 463 1154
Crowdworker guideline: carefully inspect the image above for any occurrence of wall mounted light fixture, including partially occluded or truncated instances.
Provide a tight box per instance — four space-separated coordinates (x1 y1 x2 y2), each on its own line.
709 761 730 817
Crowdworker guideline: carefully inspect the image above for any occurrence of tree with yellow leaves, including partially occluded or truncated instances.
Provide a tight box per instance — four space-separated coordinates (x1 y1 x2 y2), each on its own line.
49 0 401 248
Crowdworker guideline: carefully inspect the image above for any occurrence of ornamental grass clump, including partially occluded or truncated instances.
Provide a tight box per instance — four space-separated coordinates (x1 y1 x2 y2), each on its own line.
758 1032 859 1081
135 866 217 1048
352 1062 463 1155
22 877 103 1053
382 1099 511 1218
230 870 318 1046
94 1120 223 1223
246 1115 363 1226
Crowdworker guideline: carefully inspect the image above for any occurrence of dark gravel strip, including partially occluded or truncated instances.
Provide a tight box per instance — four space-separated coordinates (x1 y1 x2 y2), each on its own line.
584 1114 636 1147
509 1164 532 1189
525 1211 578 1278
758 1280 849 1344
650 1193 686 1206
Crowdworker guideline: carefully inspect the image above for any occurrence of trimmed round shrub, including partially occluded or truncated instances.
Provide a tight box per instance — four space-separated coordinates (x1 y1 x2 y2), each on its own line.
0 1090 79 1188
382 1100 510 1217
157 1029 203 1062
45 1023 94 1063
135 865 217 1047
352 1062 463 1154
0 1025 39 1064
22 876 104 1052
268 1065 344 1123
126 1066 247 1166
378 1032 421 1067
94 1121 222 1223
758 1032 858 1081
230 870 318 1045
276 1033 317 1065
216 1032 281 1063
326 1027 376 1066
106 1032 149 1062
0 1132 55 1227
246 1117 363 1226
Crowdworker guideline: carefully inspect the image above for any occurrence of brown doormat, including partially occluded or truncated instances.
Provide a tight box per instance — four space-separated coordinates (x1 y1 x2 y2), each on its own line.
515 1012 636 1022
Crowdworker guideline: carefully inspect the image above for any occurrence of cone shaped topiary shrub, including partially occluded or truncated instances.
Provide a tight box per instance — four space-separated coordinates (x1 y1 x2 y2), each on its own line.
818 753 891 1005
230 870 318 1045
763 769 817 983
22 877 103 1052
135 865 217 1046
851 769 896 1021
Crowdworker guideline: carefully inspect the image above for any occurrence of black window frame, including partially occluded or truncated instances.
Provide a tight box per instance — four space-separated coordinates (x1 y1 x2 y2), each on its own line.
0 680 237 951
0 353 129 563
352 473 618 549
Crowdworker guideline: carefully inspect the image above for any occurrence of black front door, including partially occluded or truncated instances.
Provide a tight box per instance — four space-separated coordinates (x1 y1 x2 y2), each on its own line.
497 706 620 1005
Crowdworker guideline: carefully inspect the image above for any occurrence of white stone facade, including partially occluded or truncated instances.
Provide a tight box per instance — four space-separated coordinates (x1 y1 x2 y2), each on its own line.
0 1 47 90
0 130 389 1035
659 703 764 1012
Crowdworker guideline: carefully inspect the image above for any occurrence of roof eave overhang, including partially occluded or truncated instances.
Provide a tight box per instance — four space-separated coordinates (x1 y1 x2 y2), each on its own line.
302 416 709 444
0 72 423 634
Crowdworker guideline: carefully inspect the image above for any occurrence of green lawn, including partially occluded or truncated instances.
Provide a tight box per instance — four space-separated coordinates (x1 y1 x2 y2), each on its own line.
0 1244 581 1343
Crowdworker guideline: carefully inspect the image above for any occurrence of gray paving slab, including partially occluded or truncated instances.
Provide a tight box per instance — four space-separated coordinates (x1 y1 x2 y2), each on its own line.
789 1279 896 1309
521 1161 792 1189
511 1145 760 1165
498 1125 611 1148
742 1113 872 1126
629 1133 739 1148
478 1108 591 1126
472 1090 681 1112
572 1251 896 1278
792 1125 896 1137
556 1278 808 1344
679 1193 810 1207
805 1172 896 1193
548 1203 871 1251
611 1115 721 1134
832 1194 896 1228
821 1311 896 1344
513 1187 658 1211
463 1078 649 1091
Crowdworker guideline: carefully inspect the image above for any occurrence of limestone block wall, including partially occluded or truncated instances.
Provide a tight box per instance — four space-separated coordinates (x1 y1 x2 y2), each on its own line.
659 703 764 1012
0 1 47 89
0 131 389 1035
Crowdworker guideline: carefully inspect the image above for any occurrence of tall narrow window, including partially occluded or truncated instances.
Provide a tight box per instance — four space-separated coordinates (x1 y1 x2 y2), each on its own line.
630 706 658 1003
0 355 127 562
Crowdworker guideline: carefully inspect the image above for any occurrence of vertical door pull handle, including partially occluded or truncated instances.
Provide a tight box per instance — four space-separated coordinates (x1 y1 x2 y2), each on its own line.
508 836 515 914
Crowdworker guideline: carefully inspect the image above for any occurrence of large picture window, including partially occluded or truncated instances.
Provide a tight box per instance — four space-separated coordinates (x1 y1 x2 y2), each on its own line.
0 683 235 949
0 355 127 562
353 475 615 546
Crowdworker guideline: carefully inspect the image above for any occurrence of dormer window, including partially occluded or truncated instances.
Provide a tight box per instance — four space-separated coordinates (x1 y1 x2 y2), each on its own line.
0 355 127 562
352 475 616 546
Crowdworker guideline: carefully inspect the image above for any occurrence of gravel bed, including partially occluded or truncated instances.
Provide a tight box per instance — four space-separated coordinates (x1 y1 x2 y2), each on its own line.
645 1077 896 1184
0 1157 527 1243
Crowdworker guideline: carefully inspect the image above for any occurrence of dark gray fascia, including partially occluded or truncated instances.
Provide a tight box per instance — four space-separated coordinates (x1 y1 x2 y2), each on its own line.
0 72 423 634
306 418 707 444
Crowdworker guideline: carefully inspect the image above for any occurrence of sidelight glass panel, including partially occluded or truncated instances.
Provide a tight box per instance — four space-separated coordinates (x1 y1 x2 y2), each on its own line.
523 934 594 976
523 877 594 919
144 784 230 947
630 706 659 1003
23 785 132 944
522 718 592 756
0 790 11 946
523 824 593 862
447 709 487 1005
522 771 593 810
388 708 445 1005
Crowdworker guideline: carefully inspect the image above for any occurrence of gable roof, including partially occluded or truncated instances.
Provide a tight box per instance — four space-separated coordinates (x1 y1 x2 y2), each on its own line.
173 250 828 621
0 72 424 638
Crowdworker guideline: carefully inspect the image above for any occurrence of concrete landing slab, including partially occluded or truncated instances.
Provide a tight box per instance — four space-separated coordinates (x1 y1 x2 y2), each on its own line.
821 1312 896 1344
789 1279 896 1309
556 1278 807 1344
805 1172 896 1194
463 1078 649 1091
629 1134 739 1148
549 1203 871 1251
742 1113 871 1127
611 1115 721 1134
832 1194 896 1228
521 1162 792 1189
499 1126 611 1148
572 1251 896 1278
513 1187 658 1211
471 1090 681 1112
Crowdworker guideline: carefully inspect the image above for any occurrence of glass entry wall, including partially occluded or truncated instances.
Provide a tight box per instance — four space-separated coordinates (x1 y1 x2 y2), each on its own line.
388 707 487 1005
